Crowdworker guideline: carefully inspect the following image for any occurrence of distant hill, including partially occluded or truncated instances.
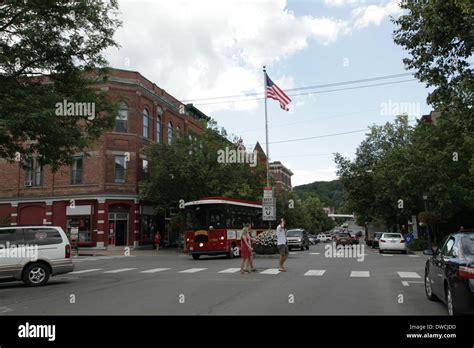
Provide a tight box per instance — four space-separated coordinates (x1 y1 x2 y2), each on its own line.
293 180 343 209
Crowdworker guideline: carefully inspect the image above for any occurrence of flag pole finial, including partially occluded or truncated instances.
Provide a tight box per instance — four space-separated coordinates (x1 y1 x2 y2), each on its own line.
263 65 266 72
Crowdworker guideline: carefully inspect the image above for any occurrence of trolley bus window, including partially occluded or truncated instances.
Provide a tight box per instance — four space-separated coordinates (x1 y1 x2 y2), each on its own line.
209 208 224 228
185 206 207 230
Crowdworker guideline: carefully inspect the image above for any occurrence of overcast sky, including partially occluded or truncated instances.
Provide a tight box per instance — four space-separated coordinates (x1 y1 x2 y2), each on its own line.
106 0 432 186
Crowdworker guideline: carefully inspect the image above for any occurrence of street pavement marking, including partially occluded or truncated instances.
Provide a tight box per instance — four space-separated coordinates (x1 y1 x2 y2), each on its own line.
260 268 280 275
70 269 102 274
179 268 207 273
402 280 424 287
310 253 320 255
304 270 326 276
218 268 241 273
397 272 421 279
350 271 370 277
103 268 137 273
381 254 393 256
289 252 297 255
408 255 420 257
140 268 171 273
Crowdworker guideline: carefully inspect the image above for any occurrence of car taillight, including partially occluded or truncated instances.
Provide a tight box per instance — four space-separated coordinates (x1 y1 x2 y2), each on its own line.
380 239 386 243
400 240 405 243
459 266 474 279
65 244 71 258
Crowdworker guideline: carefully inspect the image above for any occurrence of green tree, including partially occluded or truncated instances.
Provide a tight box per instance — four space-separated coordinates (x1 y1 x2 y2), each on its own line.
393 0 473 115
140 120 266 213
0 0 121 170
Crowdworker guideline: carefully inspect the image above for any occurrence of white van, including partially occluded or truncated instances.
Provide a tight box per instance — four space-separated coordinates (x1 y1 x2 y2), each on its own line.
0 225 74 286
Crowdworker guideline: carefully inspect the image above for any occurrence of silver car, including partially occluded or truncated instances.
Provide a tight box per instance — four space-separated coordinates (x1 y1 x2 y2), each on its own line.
0 225 74 286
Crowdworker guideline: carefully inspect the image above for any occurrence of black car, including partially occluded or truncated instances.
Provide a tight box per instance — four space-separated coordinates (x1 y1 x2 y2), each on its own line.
423 230 474 315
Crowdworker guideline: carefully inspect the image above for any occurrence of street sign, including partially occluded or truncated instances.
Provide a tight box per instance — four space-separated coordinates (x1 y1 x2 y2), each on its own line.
262 205 275 221
262 187 276 221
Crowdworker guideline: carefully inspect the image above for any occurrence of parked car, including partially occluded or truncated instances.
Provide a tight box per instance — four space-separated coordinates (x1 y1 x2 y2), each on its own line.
378 233 407 254
349 231 360 245
317 233 332 242
423 230 474 315
372 232 383 249
286 229 310 251
308 235 319 245
335 232 352 246
0 225 74 286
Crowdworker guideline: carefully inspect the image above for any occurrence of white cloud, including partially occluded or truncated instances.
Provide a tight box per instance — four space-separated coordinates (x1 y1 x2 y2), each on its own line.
324 0 365 7
107 0 351 114
352 1 403 29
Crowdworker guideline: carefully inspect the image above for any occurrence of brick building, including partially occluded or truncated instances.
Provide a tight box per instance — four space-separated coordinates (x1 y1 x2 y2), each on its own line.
253 142 293 193
0 68 208 248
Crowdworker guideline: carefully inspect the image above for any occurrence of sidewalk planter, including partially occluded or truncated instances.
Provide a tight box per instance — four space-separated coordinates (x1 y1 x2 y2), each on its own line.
254 230 278 255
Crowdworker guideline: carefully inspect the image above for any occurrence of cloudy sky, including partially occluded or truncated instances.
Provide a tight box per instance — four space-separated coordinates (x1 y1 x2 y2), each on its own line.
106 0 432 186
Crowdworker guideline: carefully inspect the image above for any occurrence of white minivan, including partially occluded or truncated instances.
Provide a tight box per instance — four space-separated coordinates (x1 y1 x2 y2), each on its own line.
0 225 74 286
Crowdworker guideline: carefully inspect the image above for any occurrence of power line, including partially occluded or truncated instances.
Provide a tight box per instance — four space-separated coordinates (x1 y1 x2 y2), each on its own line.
182 72 414 103
193 79 417 106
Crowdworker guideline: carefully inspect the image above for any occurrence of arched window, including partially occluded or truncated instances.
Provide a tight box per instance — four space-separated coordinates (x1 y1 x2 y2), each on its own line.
167 121 173 144
115 103 128 133
143 108 149 138
156 107 163 143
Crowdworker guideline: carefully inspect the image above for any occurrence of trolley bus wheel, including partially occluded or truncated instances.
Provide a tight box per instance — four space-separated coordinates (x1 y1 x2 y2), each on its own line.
192 254 200 260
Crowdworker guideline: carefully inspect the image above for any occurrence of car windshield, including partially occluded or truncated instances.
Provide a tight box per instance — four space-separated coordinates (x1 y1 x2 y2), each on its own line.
383 233 402 238
338 233 350 237
461 235 474 256
287 230 303 237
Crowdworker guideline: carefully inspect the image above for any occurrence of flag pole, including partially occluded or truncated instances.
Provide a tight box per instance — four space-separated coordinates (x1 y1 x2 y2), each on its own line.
263 65 270 187
263 66 271 232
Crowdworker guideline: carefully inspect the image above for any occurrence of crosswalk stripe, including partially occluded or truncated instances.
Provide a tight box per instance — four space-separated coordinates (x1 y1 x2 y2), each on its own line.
218 268 241 273
304 270 326 276
70 269 102 274
381 254 393 256
103 268 137 273
350 271 370 277
310 253 320 255
260 268 280 274
140 268 170 273
397 271 421 279
178 268 207 273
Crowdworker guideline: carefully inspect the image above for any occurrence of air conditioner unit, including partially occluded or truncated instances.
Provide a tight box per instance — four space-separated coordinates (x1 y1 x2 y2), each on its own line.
24 181 33 187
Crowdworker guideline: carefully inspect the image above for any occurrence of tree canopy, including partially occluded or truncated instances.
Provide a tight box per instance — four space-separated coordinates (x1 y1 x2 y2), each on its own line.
0 0 121 171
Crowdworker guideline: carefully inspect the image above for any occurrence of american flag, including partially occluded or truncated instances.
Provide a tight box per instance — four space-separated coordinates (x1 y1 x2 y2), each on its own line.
265 73 291 111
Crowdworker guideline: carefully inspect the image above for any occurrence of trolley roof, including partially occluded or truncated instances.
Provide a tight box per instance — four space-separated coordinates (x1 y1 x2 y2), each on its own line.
184 196 262 209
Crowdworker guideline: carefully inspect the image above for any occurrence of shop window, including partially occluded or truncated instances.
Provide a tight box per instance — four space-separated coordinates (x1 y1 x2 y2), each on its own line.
142 215 156 240
67 216 91 242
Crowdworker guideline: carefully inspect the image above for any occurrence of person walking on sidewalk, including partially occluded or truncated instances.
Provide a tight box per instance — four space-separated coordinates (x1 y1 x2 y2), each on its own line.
277 218 288 272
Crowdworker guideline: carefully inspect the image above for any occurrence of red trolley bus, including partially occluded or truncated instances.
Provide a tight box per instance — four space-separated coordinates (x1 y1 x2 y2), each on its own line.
184 197 268 260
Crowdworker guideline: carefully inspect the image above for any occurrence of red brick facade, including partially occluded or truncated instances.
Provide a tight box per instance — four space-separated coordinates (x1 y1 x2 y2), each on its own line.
0 68 208 248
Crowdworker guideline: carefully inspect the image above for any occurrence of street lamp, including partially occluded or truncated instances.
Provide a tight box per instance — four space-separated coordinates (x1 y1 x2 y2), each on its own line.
422 193 432 246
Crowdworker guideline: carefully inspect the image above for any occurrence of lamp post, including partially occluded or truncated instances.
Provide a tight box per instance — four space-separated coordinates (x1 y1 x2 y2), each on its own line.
422 193 432 246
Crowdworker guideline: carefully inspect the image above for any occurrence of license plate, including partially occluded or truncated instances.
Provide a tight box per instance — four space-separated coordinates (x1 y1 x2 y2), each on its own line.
391 240 396 243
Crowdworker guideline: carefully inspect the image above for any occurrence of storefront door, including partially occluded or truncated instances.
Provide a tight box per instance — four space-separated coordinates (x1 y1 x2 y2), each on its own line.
108 212 129 246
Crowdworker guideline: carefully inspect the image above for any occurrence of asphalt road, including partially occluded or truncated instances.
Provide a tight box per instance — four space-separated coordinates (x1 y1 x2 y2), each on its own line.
0 242 448 315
